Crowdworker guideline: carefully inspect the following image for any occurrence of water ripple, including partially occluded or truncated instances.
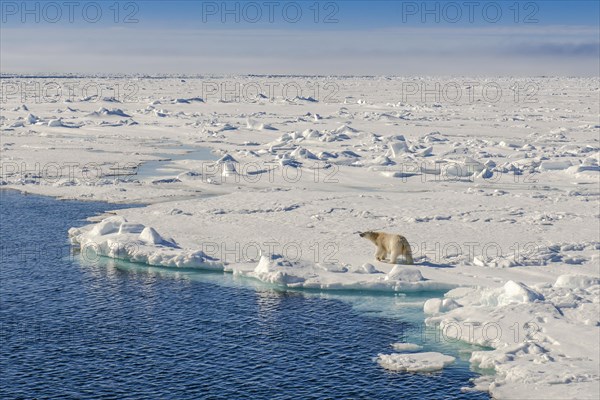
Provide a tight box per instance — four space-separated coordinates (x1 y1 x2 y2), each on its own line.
0 190 488 399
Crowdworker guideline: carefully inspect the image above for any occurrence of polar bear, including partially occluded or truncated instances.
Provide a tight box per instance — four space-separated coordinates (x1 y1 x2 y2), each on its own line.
359 231 414 265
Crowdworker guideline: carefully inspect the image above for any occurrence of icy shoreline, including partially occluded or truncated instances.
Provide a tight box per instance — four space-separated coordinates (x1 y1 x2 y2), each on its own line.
3 76 599 399
67 212 600 398
68 215 458 293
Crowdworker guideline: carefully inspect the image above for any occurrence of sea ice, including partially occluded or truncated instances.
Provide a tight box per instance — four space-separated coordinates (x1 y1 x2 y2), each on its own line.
377 352 456 372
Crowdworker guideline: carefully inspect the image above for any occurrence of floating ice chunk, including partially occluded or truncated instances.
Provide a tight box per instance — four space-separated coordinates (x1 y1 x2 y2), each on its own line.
173 97 204 104
293 96 317 102
93 107 131 117
381 170 419 179
302 129 321 139
388 141 409 158
562 256 587 265
289 131 303 140
255 254 292 270
26 114 39 124
101 96 121 103
385 135 406 142
151 178 182 184
319 132 349 142
566 165 600 174
47 119 63 127
477 168 493 179
351 263 380 274
473 256 517 268
221 162 238 177
391 343 423 353
366 156 395 166
277 133 292 143
423 298 462 315
69 219 220 270
540 160 572 171
216 154 237 164
246 118 275 130
480 281 544 307
377 352 455 372
503 281 544 302
290 146 318 160
279 158 302 168
385 266 424 282
317 151 336 160
333 124 358 135
316 263 348 273
9 121 25 128
422 132 448 143
415 146 433 157
118 223 145 234
484 160 496 169
339 150 361 158
554 274 600 290
521 143 536 151
215 123 236 132
67 227 82 240
139 226 174 246
444 157 485 177
250 254 306 285
499 141 519 148
90 216 127 236
254 255 275 274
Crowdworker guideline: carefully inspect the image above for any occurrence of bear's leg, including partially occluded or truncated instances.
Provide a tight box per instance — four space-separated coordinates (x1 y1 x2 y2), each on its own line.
375 247 386 261
402 244 414 265
389 250 400 264
403 251 414 265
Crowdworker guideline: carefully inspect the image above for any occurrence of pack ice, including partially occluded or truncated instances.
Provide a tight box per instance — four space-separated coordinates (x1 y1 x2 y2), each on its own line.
2 75 598 399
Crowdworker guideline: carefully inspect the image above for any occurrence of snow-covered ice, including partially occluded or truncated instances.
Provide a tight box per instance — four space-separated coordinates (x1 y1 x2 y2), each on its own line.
377 352 456 373
2 75 599 399
390 343 423 353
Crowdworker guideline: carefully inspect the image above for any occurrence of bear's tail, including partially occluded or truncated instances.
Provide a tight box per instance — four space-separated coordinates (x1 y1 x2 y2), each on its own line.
401 237 414 265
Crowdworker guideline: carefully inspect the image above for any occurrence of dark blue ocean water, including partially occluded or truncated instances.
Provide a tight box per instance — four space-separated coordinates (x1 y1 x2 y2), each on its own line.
0 190 489 399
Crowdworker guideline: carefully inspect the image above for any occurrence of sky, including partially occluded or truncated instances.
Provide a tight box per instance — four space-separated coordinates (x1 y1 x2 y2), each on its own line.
1 0 599 76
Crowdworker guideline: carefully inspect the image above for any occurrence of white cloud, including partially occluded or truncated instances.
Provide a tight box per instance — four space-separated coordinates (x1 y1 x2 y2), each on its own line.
1 26 598 76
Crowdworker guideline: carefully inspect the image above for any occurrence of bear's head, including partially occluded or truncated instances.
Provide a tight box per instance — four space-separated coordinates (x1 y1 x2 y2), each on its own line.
359 231 378 241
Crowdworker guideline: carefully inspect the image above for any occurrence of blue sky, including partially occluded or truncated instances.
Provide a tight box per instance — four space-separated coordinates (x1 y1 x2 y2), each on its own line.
1 1 599 75
137 1 600 28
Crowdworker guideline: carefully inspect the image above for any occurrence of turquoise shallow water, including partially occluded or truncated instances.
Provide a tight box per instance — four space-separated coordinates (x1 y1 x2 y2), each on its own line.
0 190 489 399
